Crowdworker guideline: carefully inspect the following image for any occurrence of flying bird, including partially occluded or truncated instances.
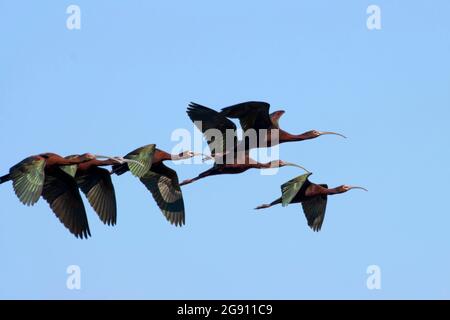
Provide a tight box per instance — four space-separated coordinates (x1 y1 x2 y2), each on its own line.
0 153 121 238
61 155 134 226
218 101 346 149
255 173 367 231
111 144 205 227
179 103 308 186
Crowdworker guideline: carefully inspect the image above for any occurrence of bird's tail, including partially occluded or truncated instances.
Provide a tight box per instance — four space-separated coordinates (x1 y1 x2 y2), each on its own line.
0 173 11 184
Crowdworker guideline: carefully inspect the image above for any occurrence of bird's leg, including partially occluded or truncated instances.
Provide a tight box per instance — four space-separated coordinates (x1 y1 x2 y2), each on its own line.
255 204 272 210
109 157 126 164
93 155 144 166
114 157 145 167
179 168 218 186
179 178 196 186
108 158 145 174
179 174 207 186
255 197 282 210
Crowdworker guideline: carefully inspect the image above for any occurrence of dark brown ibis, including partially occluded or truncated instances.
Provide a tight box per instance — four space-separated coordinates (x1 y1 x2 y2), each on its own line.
192 101 346 149
111 144 205 227
255 173 367 231
179 103 309 186
61 155 134 226
0 153 121 238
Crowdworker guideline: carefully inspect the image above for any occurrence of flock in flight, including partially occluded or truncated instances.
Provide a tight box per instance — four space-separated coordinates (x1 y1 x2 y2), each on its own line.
0 101 366 238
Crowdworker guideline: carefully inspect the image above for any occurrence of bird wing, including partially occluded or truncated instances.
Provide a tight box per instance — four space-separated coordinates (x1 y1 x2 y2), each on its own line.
112 144 156 178
280 173 312 206
220 101 272 131
139 162 185 227
9 156 46 206
41 168 91 239
301 185 328 232
60 164 78 177
76 167 117 226
187 102 237 156
60 155 80 177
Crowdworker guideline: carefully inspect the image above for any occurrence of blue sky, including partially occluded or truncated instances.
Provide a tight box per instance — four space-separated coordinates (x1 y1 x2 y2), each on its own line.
0 0 449 299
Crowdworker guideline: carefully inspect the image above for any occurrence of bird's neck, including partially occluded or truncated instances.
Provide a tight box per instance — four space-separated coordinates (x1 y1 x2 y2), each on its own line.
169 153 185 161
78 159 116 170
259 162 271 169
154 149 190 161
259 161 277 169
153 149 172 162
280 130 310 142
324 187 344 195
59 157 87 165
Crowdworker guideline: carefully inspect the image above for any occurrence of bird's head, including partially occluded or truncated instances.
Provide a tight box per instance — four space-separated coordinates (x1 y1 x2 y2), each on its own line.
303 130 347 140
336 185 368 193
178 150 197 159
175 151 212 161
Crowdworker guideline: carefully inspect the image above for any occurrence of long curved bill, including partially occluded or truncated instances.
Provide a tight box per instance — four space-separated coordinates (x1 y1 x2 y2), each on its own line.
319 131 347 139
282 162 310 173
193 152 214 162
349 186 368 192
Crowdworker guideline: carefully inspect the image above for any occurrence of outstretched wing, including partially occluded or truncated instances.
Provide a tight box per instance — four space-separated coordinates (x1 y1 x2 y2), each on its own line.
41 168 91 239
187 102 237 156
112 144 156 178
76 167 117 226
301 185 328 232
220 101 272 131
139 162 185 227
9 156 46 206
280 173 312 206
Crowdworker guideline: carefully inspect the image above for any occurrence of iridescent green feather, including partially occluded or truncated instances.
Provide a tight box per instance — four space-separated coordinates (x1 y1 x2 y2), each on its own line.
280 173 312 207
60 165 78 177
60 164 78 178
124 144 155 178
9 157 46 206
61 155 79 177
138 163 185 227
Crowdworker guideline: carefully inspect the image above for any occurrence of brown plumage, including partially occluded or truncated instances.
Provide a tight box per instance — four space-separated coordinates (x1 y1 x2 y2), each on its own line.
1 153 98 238
63 157 121 227
180 103 308 186
211 101 346 148
111 144 203 227
255 173 367 232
